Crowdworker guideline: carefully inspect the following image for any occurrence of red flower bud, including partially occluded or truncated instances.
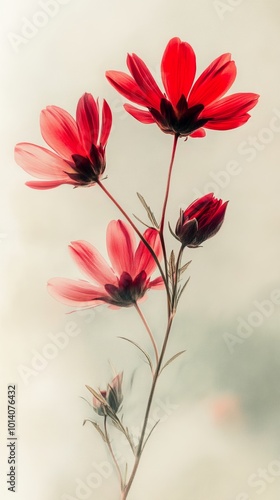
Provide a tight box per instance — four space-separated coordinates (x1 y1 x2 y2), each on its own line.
175 193 228 247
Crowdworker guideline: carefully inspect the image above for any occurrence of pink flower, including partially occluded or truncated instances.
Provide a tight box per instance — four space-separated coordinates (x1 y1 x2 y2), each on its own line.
48 220 163 309
15 93 112 189
174 193 228 247
106 37 259 138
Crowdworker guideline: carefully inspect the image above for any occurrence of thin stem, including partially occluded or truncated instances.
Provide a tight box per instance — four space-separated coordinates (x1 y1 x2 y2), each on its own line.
159 134 179 234
121 312 175 499
97 180 170 301
134 302 159 367
104 416 124 490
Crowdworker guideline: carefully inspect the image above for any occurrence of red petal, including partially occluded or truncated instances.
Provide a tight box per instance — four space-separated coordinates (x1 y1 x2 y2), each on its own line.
40 105 86 160
106 220 136 276
189 128 206 138
124 104 155 123
48 278 106 307
76 93 99 152
188 54 236 107
134 228 162 278
126 53 163 108
161 37 196 107
100 99 112 146
15 143 73 179
201 93 259 120
106 71 149 106
69 240 117 285
204 114 250 130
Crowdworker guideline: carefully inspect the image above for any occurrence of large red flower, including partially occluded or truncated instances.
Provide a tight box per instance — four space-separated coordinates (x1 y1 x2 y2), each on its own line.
48 220 163 309
106 37 259 138
15 93 112 189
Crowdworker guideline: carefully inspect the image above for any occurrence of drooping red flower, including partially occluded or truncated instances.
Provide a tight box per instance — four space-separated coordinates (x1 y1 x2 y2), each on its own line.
106 37 259 138
48 220 163 309
15 93 112 189
174 193 228 247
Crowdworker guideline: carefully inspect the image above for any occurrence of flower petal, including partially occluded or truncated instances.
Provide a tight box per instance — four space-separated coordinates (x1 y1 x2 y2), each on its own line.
126 53 163 108
106 71 149 106
134 228 162 278
15 143 73 179
40 105 86 159
204 114 250 130
149 276 165 289
26 180 73 189
100 99 112 146
189 128 206 138
123 104 155 123
161 37 196 107
188 54 236 107
106 220 136 276
201 92 259 120
48 278 106 307
76 93 99 152
69 240 117 285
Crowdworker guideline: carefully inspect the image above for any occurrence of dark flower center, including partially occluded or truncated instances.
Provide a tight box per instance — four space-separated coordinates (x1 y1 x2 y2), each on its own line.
104 271 148 307
66 144 106 185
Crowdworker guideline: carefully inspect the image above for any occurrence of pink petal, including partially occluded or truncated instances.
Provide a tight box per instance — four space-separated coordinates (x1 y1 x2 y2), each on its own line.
100 99 112 146
15 143 73 179
106 220 136 276
48 278 106 307
40 105 86 160
188 54 236 107
161 37 196 107
26 180 73 189
134 228 162 278
69 240 117 285
126 53 163 108
106 71 150 106
124 104 155 123
149 276 165 290
201 93 259 120
76 93 99 152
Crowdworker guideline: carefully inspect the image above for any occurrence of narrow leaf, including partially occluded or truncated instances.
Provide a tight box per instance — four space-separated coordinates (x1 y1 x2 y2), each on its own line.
176 277 190 304
83 419 107 442
160 350 186 374
118 336 153 373
137 192 159 228
142 420 160 453
179 260 192 276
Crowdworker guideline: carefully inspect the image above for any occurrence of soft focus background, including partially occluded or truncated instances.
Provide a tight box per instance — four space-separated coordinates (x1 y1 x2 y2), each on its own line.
1 1 280 499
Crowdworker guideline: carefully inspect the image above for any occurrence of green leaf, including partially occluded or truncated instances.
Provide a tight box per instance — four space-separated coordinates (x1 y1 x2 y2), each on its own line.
118 336 153 373
83 419 107 443
142 420 160 453
179 260 192 276
137 192 159 228
160 350 186 374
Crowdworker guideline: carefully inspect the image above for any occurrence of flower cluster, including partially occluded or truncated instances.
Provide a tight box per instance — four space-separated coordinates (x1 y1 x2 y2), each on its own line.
15 37 259 500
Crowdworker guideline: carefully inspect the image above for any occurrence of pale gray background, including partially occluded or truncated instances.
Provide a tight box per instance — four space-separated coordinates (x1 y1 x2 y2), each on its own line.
1 1 280 499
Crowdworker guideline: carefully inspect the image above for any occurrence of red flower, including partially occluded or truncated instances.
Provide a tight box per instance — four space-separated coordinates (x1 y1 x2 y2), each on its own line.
48 220 163 309
106 37 259 138
174 193 228 247
15 93 112 189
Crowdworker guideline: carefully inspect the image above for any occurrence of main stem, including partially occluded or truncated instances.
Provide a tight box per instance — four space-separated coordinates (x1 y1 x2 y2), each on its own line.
121 135 180 499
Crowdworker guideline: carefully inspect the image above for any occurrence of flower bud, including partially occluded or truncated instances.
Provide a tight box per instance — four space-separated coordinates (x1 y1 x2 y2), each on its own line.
175 193 228 247
92 372 123 416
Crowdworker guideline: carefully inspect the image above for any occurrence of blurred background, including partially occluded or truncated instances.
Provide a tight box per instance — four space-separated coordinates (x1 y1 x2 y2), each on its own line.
1 1 280 499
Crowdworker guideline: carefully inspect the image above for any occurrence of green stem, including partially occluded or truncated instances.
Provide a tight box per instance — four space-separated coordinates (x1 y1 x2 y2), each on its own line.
104 416 124 490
